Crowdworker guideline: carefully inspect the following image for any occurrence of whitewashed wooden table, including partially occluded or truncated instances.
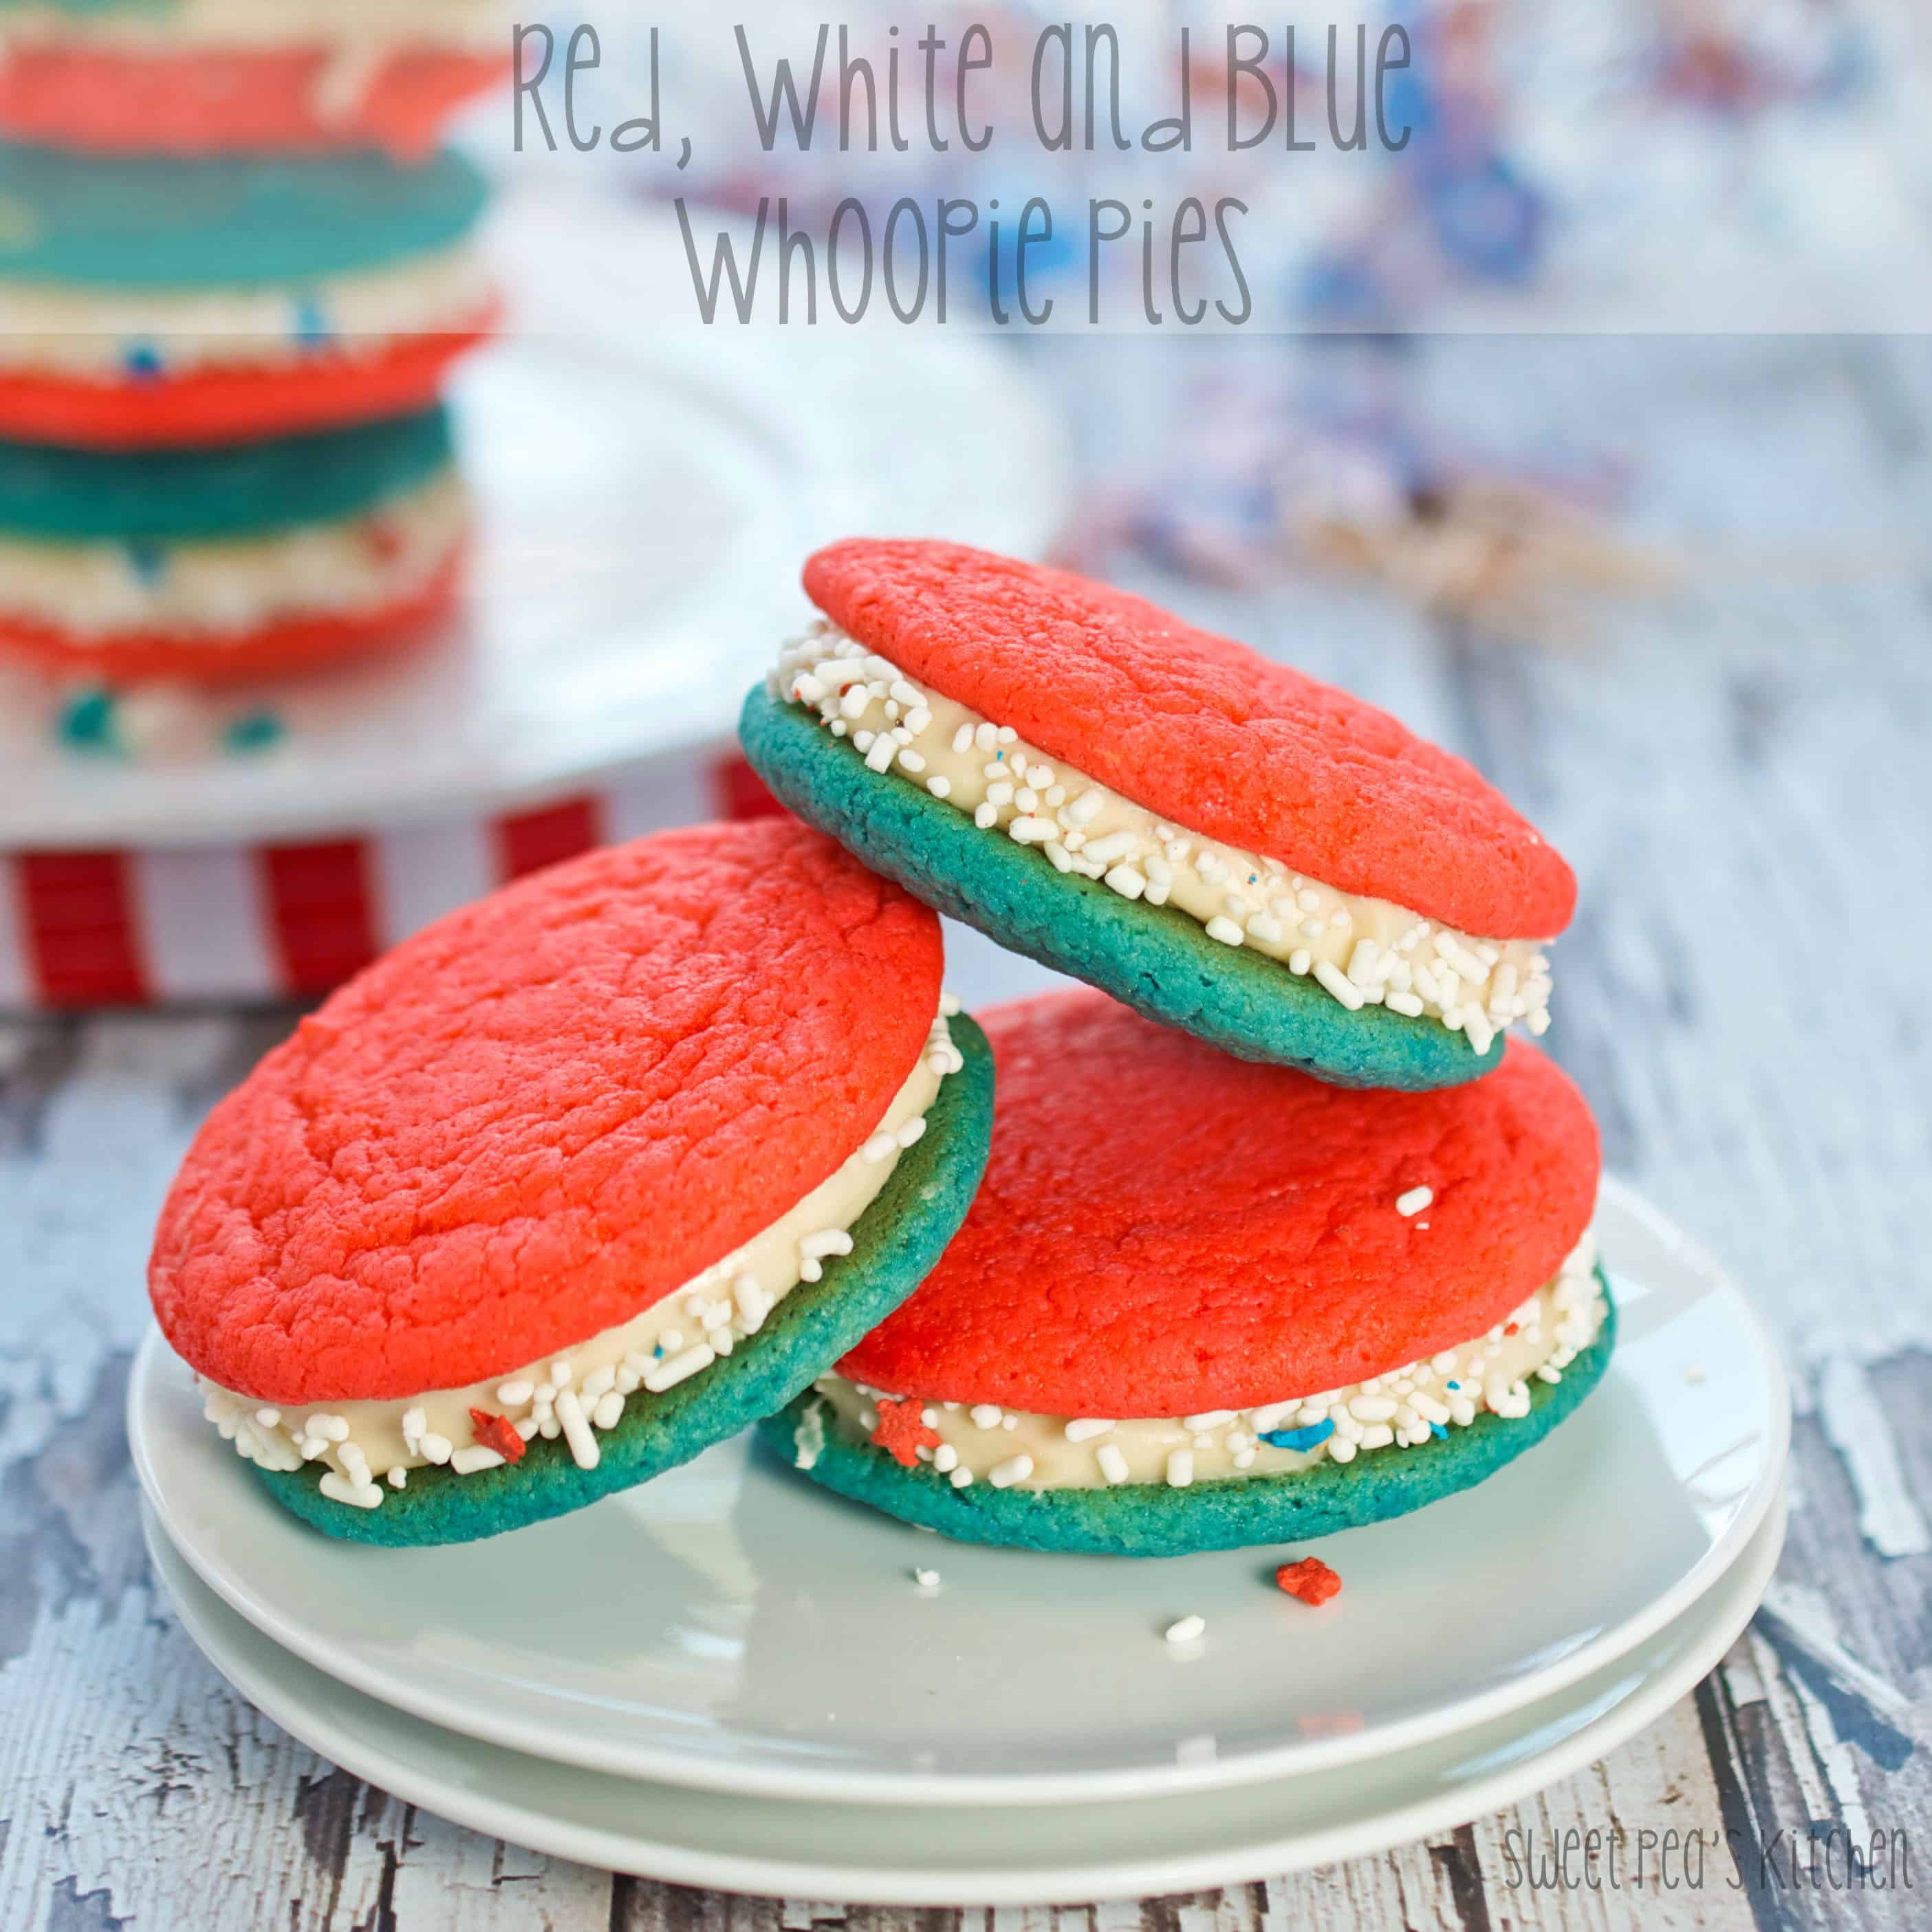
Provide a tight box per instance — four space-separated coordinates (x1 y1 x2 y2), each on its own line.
2 336 1927 1929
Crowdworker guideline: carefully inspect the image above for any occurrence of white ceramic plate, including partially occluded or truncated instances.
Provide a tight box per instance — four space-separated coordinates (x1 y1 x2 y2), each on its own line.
129 1180 1788 1806
0 200 1072 850
145 1490 1786 1904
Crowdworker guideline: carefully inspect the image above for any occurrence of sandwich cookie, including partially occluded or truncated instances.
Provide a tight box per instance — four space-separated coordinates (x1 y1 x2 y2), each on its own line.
151 820 995 1547
0 142 493 448
742 539 1576 1090
0 1 506 160
0 404 466 683
763 989 1609 1557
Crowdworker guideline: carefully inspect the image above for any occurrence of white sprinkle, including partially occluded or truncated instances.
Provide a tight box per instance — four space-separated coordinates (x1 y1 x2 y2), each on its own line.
450 1445 506 1475
554 1387 600 1470
1103 862 1148 900
1314 958 1365 1010
1346 940 1382 986
949 1466 974 1488
645 1343 717 1394
387 1466 407 1490
1396 1186 1433 1217
926 775 952 799
1349 1395 1400 1422
801 1228 855 1260
317 1472 383 1510
1097 1444 1130 1485
969 1403 1004 1429
988 1455 1034 1488
1166 1449 1195 1488
593 1391 626 1430
1386 992 1425 1017
862 1131 898 1163
933 1444 959 1473
1064 1418 1116 1442
1288 948 1312 975
951 723 975 755
1066 790 1105 825
1165 1615 1206 1645
1182 1409 1237 1431
732 1272 770 1333
1205 915 1245 947
417 1432 452 1466
1008 815 1058 844
913 1567 942 1589
1081 829 1138 867
896 1116 926 1148
496 1380 533 1407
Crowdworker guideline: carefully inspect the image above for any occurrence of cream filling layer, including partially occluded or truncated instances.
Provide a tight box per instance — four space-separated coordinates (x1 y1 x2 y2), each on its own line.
0 2 501 56
0 467 468 641
774 622 1552 1050
0 244 492 378
199 1001 964 1510
810 1232 1606 1493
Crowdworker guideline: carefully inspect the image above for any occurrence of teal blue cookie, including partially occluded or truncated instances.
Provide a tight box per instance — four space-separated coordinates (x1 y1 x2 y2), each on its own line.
759 1275 1616 1557
0 405 452 543
0 142 486 288
257 1014 995 1548
739 684 1502 1092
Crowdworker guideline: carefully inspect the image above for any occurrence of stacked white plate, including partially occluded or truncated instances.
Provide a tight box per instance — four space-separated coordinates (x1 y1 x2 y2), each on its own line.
132 1177 1788 1904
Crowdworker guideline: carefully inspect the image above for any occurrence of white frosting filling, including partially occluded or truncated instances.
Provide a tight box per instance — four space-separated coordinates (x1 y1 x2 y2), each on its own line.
774 622 1553 1051
811 1232 1607 1493
0 467 467 641
0 1 501 56
0 244 492 378
200 1001 965 1510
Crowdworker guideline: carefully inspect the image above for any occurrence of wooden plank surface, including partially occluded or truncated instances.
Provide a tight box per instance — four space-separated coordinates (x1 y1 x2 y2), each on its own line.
3 332 1929 1927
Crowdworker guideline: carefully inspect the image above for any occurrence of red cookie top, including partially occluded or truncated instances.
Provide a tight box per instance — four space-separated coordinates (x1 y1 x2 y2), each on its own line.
840 990 1599 1415
151 820 945 1405
805 539 1574 940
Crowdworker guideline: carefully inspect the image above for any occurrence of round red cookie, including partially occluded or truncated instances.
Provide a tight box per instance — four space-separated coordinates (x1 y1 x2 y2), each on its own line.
151 819 946 1404
0 47 508 161
840 989 1599 1415
0 321 495 453
803 539 1574 940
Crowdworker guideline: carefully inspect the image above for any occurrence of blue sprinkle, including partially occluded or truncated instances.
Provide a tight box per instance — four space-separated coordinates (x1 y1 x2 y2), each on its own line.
653 1342 668 1360
224 709 284 755
1445 1380 1462 1391
56 686 118 754
1248 873 1257 883
995 749 1004 760
125 540 166 585
122 343 164 382
1259 1419 1335 1453
292 292 332 347
1429 1421 1448 1440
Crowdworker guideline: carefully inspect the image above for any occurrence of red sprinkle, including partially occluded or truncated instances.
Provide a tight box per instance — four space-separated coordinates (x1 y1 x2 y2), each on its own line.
1504 1322 1520 1336
870 1396 942 1468
1274 1557 1343 1606
468 1407 527 1464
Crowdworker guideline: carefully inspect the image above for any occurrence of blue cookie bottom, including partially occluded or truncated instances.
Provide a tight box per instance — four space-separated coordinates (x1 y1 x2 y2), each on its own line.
252 1014 995 1547
0 406 454 545
739 684 1502 1092
758 1273 1616 1557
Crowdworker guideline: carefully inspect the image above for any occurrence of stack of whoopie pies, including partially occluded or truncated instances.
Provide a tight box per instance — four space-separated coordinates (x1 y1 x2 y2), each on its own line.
149 539 1607 1561
0 10 501 696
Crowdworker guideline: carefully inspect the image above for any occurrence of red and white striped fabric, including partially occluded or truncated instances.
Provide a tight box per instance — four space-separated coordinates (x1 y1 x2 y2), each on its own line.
0 748 782 1010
